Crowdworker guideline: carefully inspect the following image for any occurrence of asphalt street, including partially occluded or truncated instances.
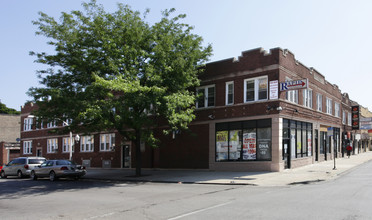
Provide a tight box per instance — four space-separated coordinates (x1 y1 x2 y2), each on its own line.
2 160 372 219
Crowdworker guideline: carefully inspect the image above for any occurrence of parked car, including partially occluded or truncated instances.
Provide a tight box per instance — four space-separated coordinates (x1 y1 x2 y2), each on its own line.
0 157 46 179
31 160 86 181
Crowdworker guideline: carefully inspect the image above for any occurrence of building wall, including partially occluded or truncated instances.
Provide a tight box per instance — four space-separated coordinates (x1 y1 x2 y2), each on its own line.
0 114 20 143
20 47 362 171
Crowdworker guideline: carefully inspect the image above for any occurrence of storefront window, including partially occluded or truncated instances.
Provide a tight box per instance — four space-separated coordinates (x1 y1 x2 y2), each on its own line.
243 129 256 160
216 119 271 162
229 130 241 160
283 119 313 159
257 127 271 160
216 131 228 161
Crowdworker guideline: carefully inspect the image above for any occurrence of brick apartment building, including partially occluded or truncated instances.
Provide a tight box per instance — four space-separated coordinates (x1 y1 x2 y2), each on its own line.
0 114 21 165
20 47 367 171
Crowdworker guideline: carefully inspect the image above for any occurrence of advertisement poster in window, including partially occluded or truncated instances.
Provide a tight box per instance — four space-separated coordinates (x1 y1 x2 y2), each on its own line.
243 131 256 160
229 130 240 160
216 131 228 161
257 139 271 160
307 132 312 156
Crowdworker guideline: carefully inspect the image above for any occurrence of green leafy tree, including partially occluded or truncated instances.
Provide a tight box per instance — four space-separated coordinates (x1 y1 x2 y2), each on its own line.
0 102 20 114
28 0 212 176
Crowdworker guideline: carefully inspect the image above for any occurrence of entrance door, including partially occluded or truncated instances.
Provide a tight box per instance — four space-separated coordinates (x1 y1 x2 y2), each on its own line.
283 139 291 169
36 148 42 157
122 145 131 168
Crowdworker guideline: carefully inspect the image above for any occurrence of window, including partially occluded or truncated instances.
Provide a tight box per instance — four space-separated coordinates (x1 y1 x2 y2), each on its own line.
226 81 234 105
334 102 340 117
216 119 272 162
342 111 346 124
23 118 33 131
47 120 57 128
36 117 43 130
62 137 74 153
282 119 312 159
80 135 94 152
244 77 268 102
47 138 58 153
326 98 332 115
100 133 115 151
23 141 32 154
196 85 215 108
348 112 352 126
303 89 313 108
316 94 322 112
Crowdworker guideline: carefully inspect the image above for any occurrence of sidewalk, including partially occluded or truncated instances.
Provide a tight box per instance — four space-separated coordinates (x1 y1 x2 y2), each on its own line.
84 151 372 187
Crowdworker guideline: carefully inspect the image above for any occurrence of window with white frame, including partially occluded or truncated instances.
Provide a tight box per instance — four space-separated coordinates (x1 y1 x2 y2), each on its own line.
316 94 322 111
47 120 57 128
62 137 74 153
348 112 352 126
226 81 234 105
196 85 215 108
80 135 94 152
303 89 313 108
100 133 115 151
342 111 346 124
47 138 58 153
23 141 32 154
334 102 340 117
326 98 332 115
36 117 43 130
23 118 33 131
244 76 268 102
286 90 298 104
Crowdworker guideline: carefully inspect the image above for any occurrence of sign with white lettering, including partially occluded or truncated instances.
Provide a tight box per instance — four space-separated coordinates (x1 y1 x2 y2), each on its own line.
280 79 308 91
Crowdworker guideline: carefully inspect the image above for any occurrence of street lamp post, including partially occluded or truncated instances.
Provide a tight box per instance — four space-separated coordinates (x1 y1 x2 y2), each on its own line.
61 121 79 161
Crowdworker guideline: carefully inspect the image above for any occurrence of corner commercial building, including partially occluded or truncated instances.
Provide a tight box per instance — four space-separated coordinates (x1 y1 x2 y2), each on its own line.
20 47 369 171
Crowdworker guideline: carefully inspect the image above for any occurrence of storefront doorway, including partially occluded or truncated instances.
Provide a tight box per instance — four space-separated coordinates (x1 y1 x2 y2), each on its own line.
122 145 131 168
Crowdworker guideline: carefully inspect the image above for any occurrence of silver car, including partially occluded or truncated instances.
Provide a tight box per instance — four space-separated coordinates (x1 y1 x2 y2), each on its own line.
0 157 46 178
31 160 87 181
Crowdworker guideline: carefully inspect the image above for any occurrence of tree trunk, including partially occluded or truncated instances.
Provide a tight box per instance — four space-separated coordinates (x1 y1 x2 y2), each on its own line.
135 129 142 176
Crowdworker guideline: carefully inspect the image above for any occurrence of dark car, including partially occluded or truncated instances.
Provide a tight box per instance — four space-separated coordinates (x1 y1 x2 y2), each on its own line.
31 160 86 181
0 157 46 178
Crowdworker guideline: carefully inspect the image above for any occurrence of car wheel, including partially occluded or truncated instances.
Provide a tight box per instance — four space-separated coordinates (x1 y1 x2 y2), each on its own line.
0 170 6 179
31 171 38 180
49 171 57 182
17 170 23 178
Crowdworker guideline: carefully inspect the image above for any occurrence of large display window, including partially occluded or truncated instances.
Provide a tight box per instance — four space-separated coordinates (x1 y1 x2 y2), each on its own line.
216 119 271 162
282 119 312 159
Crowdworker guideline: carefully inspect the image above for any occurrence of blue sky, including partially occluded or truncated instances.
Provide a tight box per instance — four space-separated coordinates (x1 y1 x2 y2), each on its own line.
1 0 372 111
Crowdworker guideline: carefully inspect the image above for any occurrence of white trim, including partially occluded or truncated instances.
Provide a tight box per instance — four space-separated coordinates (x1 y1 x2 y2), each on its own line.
243 76 268 103
326 97 332 115
23 141 32 154
225 81 234 105
196 84 215 108
100 133 115 152
47 138 58 154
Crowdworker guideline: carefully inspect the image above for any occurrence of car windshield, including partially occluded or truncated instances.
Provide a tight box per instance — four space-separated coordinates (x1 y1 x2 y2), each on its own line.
29 159 46 164
56 160 74 166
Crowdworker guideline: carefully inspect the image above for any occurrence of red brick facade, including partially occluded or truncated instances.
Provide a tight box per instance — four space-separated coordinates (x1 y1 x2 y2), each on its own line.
20 47 366 171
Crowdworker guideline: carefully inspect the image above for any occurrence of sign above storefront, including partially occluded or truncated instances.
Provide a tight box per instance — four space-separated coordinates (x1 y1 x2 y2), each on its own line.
280 79 308 91
360 117 372 130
